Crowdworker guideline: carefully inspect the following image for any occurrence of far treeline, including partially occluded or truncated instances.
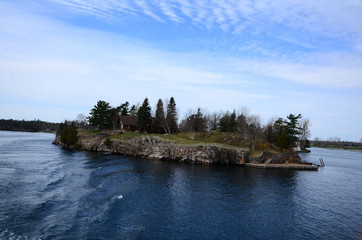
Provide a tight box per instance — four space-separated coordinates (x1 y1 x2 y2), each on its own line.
0 119 59 132
59 97 312 151
311 140 362 150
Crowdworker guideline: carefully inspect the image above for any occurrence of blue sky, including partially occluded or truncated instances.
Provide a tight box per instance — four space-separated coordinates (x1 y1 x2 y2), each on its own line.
1 0 362 141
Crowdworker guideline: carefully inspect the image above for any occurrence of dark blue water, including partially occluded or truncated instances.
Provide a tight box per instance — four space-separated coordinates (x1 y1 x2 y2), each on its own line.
1 131 362 240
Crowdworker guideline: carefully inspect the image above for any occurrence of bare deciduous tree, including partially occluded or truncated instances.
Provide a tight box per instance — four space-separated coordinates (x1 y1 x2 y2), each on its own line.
206 111 222 131
246 114 262 150
299 118 311 149
75 114 87 128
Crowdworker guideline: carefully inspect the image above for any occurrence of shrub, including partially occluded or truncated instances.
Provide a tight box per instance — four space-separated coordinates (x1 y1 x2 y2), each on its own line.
104 137 112 147
57 121 78 146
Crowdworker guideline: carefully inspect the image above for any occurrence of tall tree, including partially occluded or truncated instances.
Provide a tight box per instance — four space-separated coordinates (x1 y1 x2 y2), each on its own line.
299 118 311 150
236 114 248 138
206 111 222 131
110 108 120 131
229 110 237 132
166 97 178 134
246 114 262 150
274 114 302 149
180 108 207 139
286 113 302 146
130 105 138 116
219 110 236 133
137 98 152 132
219 112 231 132
88 100 112 130
75 114 87 128
155 99 166 133
119 102 129 116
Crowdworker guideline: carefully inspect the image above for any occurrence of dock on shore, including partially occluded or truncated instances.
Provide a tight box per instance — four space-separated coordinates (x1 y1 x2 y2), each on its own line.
244 163 319 170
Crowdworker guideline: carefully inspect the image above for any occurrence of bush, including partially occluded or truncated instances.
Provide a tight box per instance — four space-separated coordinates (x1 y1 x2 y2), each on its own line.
104 137 112 147
57 121 78 146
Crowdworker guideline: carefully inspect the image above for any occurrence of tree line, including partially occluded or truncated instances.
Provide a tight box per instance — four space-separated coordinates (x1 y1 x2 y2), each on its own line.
87 97 178 134
79 97 311 151
0 119 59 132
179 108 311 150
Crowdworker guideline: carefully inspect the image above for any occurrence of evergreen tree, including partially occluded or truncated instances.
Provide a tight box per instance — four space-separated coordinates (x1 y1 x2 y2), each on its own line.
57 121 78 146
286 113 302 145
192 108 207 132
219 111 236 132
274 114 302 149
166 97 178 133
229 110 237 132
88 100 112 130
219 112 231 132
137 98 152 132
119 102 129 116
130 105 138 116
155 99 166 133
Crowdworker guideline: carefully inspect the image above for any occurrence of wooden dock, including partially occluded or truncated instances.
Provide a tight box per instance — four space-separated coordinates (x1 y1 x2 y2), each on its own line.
244 163 319 170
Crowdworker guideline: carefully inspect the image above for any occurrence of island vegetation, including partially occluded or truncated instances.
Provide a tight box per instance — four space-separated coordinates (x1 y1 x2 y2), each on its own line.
57 97 312 154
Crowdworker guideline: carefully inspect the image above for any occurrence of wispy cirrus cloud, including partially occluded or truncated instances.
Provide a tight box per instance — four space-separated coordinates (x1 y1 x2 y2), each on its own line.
1 0 362 140
51 0 362 44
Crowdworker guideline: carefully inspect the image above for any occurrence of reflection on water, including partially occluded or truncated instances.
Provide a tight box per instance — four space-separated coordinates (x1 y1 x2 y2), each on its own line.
0 132 362 239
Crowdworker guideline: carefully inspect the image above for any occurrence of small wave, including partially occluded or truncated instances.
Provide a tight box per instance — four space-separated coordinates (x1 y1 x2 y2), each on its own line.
110 194 124 201
124 225 146 232
42 175 66 192
0 229 42 240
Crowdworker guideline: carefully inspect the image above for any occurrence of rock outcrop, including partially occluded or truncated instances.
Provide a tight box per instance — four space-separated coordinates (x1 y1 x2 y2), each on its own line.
53 132 303 166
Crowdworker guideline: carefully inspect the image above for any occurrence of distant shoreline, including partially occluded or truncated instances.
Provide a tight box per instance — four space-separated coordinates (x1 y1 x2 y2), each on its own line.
0 119 59 133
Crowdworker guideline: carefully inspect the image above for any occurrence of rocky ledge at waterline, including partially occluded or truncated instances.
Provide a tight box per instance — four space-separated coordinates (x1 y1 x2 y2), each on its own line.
53 132 308 168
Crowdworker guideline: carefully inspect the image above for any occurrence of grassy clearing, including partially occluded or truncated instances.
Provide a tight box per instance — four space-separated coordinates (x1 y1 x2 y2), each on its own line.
80 129 280 152
110 132 245 146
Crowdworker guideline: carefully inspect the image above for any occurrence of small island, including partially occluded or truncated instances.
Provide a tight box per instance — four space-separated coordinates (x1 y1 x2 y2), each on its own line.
53 97 318 170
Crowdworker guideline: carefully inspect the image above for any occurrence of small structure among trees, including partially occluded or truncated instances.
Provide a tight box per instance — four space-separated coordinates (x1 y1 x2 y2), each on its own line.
119 116 138 131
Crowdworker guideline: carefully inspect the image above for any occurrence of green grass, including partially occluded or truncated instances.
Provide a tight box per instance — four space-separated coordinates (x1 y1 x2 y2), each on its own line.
107 131 250 149
81 129 280 152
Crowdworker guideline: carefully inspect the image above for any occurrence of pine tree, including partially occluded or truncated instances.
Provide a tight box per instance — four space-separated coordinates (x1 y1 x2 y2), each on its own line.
130 105 138 116
137 98 152 132
219 112 230 132
155 99 166 133
88 100 112 130
166 97 178 133
219 111 236 132
274 114 302 149
119 102 129 116
230 110 237 132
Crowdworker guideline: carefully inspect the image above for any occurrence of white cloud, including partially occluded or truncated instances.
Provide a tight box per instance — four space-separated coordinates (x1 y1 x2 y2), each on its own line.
159 0 183 23
231 51 362 88
1 1 362 140
50 0 362 44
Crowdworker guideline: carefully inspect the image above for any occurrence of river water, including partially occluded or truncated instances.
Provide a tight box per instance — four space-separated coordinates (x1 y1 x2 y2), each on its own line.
0 131 361 239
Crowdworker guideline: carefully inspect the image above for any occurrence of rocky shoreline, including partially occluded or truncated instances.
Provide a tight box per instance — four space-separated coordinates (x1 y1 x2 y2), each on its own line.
53 132 316 169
